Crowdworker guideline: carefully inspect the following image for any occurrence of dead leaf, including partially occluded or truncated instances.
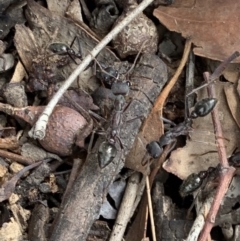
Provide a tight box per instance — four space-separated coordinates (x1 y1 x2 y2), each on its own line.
66 0 83 22
10 61 27 83
224 84 240 129
154 0 240 62
46 0 71 16
163 81 240 180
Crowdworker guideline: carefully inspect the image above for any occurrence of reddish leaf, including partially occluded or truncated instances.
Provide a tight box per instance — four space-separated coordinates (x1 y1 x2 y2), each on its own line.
154 0 240 62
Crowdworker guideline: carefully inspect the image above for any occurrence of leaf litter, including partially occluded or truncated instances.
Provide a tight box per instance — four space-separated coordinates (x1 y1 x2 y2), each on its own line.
1 0 240 240
154 0 240 62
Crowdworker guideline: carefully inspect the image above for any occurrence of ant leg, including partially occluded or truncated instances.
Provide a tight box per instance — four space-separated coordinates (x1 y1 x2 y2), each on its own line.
70 36 83 60
161 116 177 127
67 52 78 65
70 36 77 48
76 36 83 59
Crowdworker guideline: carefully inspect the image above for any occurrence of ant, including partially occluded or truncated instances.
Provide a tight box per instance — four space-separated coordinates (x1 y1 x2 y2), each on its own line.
98 94 128 168
179 151 240 197
96 57 140 168
145 97 218 160
48 36 83 65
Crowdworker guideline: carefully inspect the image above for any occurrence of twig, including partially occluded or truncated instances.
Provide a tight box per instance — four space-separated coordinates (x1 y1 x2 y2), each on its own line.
146 175 156 241
186 195 214 241
185 49 195 117
109 172 141 241
197 72 236 241
0 149 34 165
28 0 155 140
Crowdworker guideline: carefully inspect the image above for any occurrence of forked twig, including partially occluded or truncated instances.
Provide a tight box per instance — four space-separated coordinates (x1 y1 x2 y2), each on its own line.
28 0 155 140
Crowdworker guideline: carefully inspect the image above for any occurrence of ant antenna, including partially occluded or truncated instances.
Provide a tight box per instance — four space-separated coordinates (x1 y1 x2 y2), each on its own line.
125 40 148 77
186 51 240 98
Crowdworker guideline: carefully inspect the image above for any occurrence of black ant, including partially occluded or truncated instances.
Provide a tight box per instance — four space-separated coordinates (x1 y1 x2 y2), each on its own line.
145 97 218 160
96 55 142 168
48 36 82 65
179 151 240 197
98 94 128 168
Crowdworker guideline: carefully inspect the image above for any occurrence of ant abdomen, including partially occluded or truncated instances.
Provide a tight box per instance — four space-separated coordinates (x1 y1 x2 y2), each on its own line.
98 141 117 168
48 43 69 55
179 173 203 197
190 98 218 118
146 141 163 159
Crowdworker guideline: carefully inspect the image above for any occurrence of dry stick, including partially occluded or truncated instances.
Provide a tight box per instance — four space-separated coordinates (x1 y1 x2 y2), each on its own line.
146 175 157 241
186 195 214 241
185 49 195 117
0 149 34 165
197 72 236 241
51 158 83 230
28 0 155 140
109 172 141 241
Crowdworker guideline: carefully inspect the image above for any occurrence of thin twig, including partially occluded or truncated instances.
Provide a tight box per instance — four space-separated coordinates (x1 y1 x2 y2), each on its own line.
146 175 156 241
28 0 155 140
185 49 195 118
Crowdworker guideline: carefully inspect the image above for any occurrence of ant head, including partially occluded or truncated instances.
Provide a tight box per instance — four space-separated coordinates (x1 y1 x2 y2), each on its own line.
146 141 163 159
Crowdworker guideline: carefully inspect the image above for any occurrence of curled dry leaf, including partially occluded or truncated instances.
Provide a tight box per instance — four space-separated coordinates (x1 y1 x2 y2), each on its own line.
163 81 240 180
154 0 240 62
90 0 119 37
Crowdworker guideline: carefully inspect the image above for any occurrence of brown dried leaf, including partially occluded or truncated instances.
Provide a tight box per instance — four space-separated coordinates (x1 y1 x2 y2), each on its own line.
46 0 71 16
10 61 27 83
154 0 240 62
163 81 240 180
66 0 83 22
224 84 240 129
